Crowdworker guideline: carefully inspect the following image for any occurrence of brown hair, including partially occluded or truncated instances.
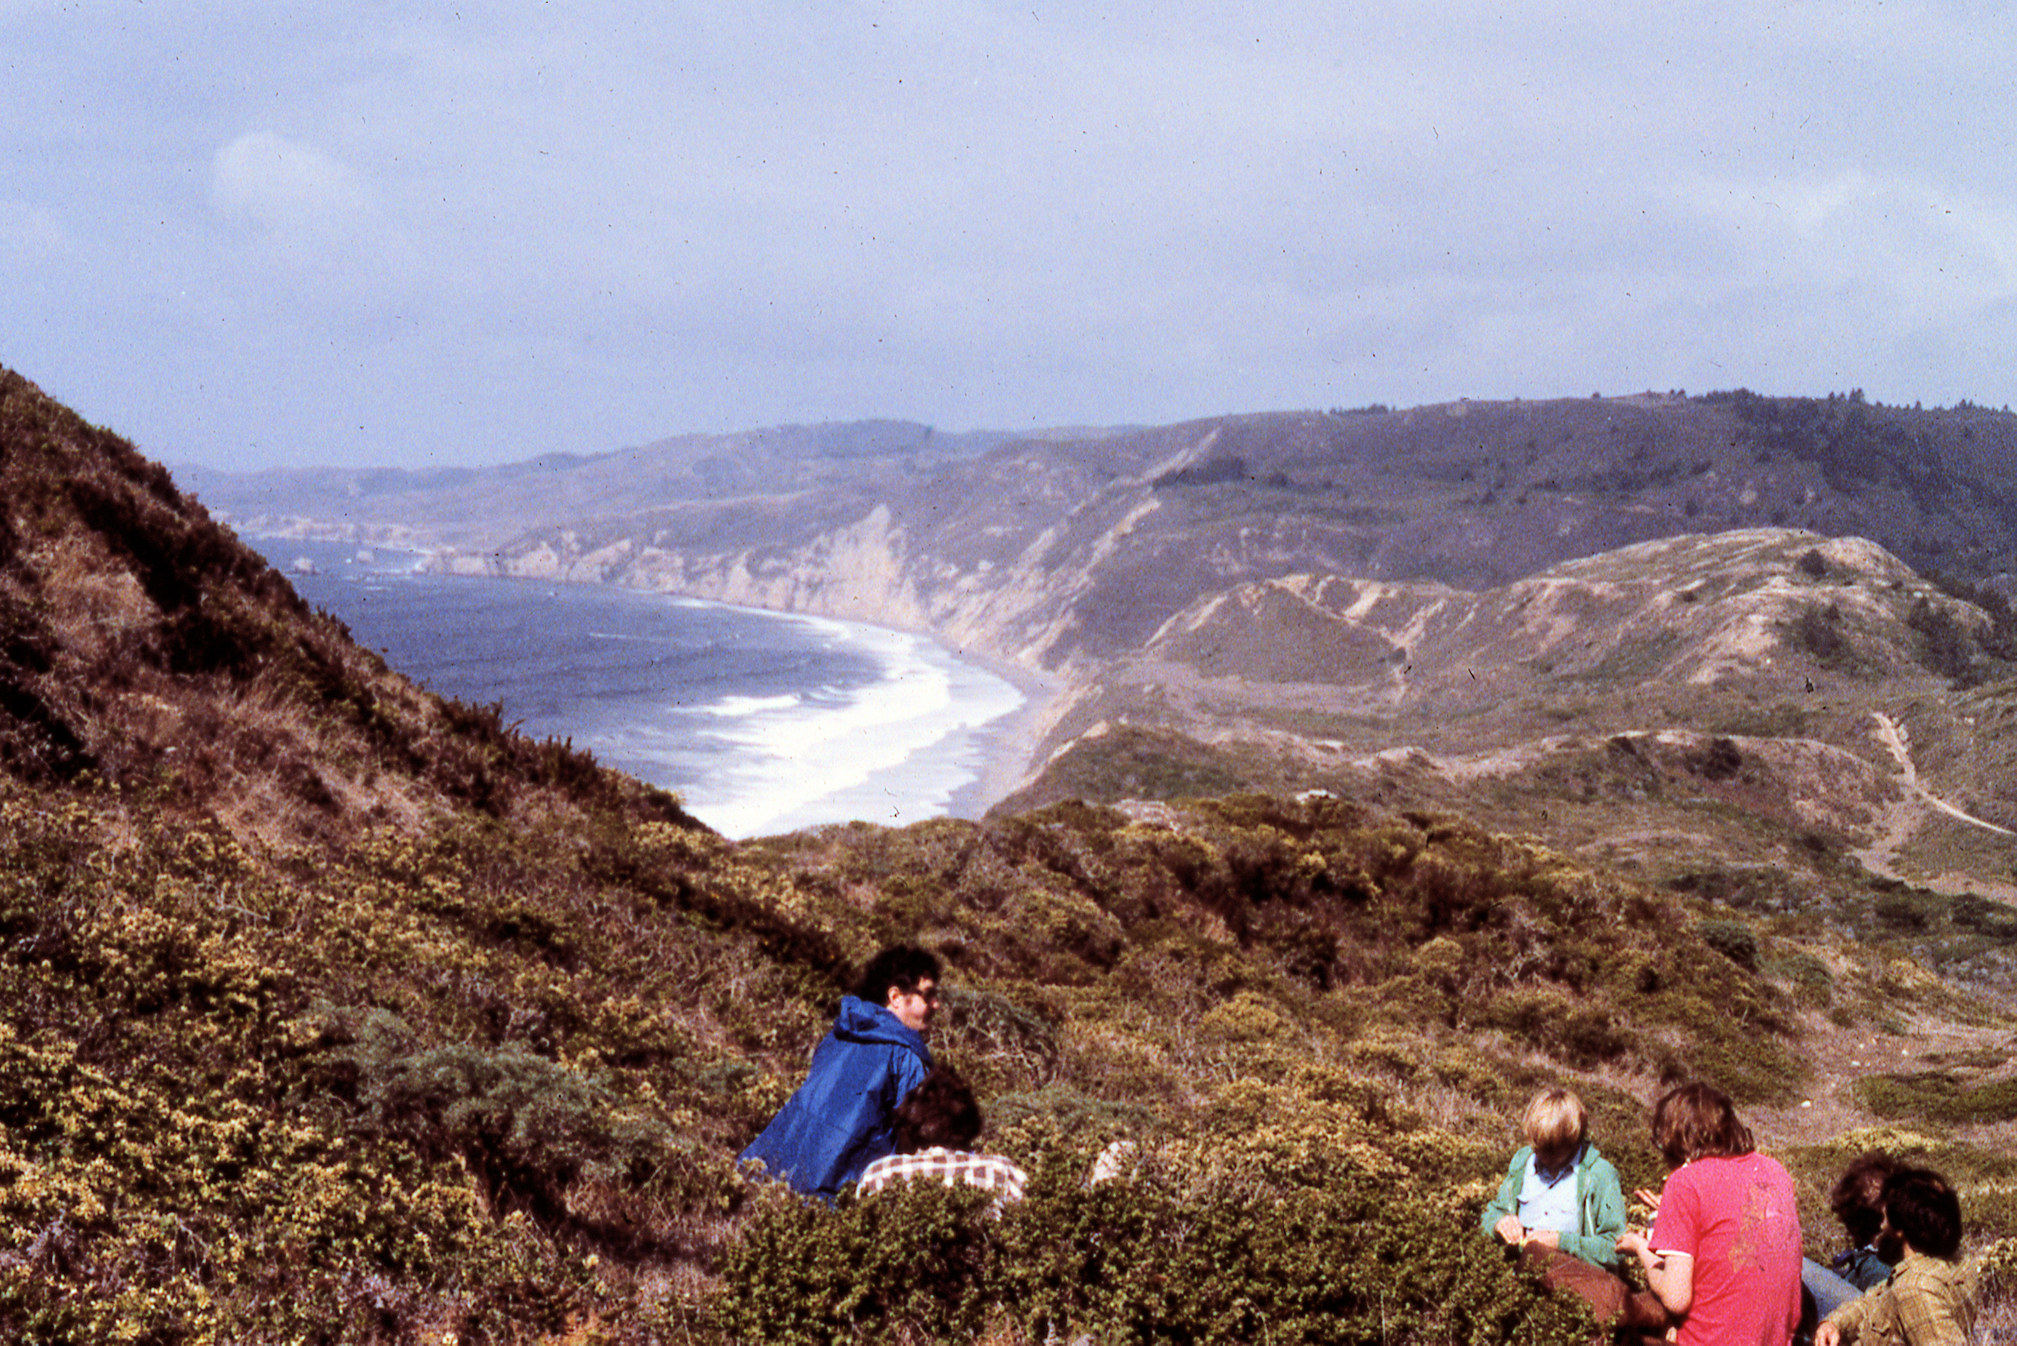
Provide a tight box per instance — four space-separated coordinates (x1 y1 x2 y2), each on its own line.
1885 1167 1963 1262
1522 1088 1588 1161
1649 1082 1754 1167
1829 1152 1899 1246
890 1066 982 1152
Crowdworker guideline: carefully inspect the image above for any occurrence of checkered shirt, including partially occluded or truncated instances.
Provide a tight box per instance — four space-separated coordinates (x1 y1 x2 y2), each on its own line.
856 1147 1028 1203
1825 1251 1976 1346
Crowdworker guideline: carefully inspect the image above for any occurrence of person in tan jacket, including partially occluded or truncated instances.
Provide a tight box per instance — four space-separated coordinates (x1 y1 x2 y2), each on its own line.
1816 1167 1974 1346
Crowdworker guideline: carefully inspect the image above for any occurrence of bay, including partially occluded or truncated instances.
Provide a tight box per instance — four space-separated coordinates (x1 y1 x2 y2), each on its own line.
256 537 1025 838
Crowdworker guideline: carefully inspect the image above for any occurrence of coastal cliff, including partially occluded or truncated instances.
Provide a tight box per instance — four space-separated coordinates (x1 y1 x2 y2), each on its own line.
211 395 2017 681
190 394 2017 893
13 362 2017 1342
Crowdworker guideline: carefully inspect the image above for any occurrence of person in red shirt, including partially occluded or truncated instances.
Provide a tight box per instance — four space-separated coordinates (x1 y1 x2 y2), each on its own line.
1617 1082 1804 1346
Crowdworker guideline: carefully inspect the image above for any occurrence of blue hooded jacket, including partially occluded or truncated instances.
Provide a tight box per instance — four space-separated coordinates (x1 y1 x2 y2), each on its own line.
738 995 931 1198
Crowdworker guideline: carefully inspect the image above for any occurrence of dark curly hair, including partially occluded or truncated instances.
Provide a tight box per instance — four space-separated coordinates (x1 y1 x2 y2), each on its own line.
1829 1152 1899 1246
853 945 941 1005
1884 1167 1963 1261
890 1066 982 1152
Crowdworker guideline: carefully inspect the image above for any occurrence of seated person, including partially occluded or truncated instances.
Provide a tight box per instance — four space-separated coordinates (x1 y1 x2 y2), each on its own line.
1482 1087 1664 1331
1804 1152 1900 1330
1829 1154 1904 1290
858 1066 1027 1204
739 945 940 1199
1816 1167 1974 1346
1617 1082 1804 1346
1483 1086 1629 1270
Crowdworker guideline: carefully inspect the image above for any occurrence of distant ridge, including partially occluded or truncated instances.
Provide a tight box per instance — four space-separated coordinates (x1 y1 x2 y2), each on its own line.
8 360 2017 1342
193 392 2017 662
185 386 2017 899
180 418 1016 549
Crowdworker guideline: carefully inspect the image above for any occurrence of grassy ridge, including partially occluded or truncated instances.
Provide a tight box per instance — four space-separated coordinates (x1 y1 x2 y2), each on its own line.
9 773 1994 1342
4 363 2017 1341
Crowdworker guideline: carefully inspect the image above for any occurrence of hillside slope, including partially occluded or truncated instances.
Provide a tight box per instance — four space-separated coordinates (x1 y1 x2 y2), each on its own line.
0 367 708 846
1013 529 2017 904
9 364 2017 1343
196 393 2017 678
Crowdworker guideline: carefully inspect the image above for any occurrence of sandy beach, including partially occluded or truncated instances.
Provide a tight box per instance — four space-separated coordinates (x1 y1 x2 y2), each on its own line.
261 536 1051 836
942 649 1063 820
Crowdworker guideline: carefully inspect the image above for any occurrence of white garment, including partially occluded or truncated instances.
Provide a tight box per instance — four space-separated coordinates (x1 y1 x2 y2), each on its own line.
1517 1153 1579 1236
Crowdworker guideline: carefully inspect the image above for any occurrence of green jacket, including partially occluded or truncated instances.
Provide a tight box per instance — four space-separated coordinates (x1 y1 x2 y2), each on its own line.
1479 1142 1627 1271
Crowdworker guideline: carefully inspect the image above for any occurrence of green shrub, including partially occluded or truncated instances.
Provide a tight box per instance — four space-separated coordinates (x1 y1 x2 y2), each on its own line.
1951 893 2017 940
321 1007 709 1236
1853 1072 2017 1126
716 1154 1598 1345
1770 950 1834 1006
714 1180 1004 1344
1696 918 1759 970
1874 890 1942 932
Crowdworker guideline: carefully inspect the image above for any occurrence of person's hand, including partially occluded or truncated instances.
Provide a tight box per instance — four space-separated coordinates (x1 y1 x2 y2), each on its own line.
1815 1323 1841 1346
1494 1214 1525 1245
1616 1231 1651 1262
1633 1187 1663 1213
1524 1228 1561 1249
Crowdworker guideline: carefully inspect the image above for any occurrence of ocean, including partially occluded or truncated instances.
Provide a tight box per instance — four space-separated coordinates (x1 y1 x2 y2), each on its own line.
258 538 1025 838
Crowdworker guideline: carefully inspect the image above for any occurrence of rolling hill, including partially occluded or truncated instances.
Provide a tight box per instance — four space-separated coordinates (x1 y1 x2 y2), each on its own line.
9 362 2017 1342
190 389 2017 902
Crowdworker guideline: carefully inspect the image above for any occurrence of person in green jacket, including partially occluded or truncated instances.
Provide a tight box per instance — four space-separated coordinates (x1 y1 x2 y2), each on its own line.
1482 1087 1664 1332
1483 1086 1628 1269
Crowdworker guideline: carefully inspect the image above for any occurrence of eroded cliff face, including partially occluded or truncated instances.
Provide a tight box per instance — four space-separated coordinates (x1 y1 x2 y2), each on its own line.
430 461 1205 679
201 399 2017 900
449 505 941 638
227 397 2017 689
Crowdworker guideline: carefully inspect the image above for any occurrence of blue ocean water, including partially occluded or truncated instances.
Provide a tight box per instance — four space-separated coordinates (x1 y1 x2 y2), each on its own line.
259 538 1024 838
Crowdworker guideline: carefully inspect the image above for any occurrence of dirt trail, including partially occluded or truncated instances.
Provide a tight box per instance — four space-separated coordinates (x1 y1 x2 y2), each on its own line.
1851 712 2015 897
1750 1010 2015 1150
1749 715 2017 1149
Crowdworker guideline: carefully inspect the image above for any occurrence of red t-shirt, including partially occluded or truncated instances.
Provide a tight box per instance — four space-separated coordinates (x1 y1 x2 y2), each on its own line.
1650 1152 1803 1346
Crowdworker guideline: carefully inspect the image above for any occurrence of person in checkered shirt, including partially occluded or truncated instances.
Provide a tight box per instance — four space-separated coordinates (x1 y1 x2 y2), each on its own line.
1816 1168 1976 1346
857 1066 1027 1204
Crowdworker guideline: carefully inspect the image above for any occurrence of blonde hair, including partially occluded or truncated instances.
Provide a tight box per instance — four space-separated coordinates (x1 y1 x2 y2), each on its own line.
1522 1088 1588 1158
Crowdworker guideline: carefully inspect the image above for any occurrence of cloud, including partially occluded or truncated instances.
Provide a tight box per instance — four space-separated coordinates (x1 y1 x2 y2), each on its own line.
3 1 2014 468
210 130 380 264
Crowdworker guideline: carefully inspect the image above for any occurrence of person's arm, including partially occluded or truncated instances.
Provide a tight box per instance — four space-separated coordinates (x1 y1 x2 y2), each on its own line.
1560 1159 1627 1270
1817 1282 1873 1346
1481 1151 1527 1243
1616 1232 1694 1315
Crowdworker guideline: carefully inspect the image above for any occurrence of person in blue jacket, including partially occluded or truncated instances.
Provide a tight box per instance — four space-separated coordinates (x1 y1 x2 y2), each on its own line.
738 945 941 1198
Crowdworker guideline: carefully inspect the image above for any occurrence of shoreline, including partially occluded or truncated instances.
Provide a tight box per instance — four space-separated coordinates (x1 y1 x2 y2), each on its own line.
941 648 1063 821
251 533 1060 831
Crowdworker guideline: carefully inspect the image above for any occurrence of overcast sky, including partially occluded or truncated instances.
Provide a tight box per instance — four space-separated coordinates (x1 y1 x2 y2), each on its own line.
4 1 2014 471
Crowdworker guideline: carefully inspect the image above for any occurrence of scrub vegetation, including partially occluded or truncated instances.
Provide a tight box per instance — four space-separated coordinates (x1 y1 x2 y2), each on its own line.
4 363 2017 1342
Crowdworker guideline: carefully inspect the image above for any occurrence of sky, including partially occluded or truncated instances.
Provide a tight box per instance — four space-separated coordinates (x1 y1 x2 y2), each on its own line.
4 1 2015 472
